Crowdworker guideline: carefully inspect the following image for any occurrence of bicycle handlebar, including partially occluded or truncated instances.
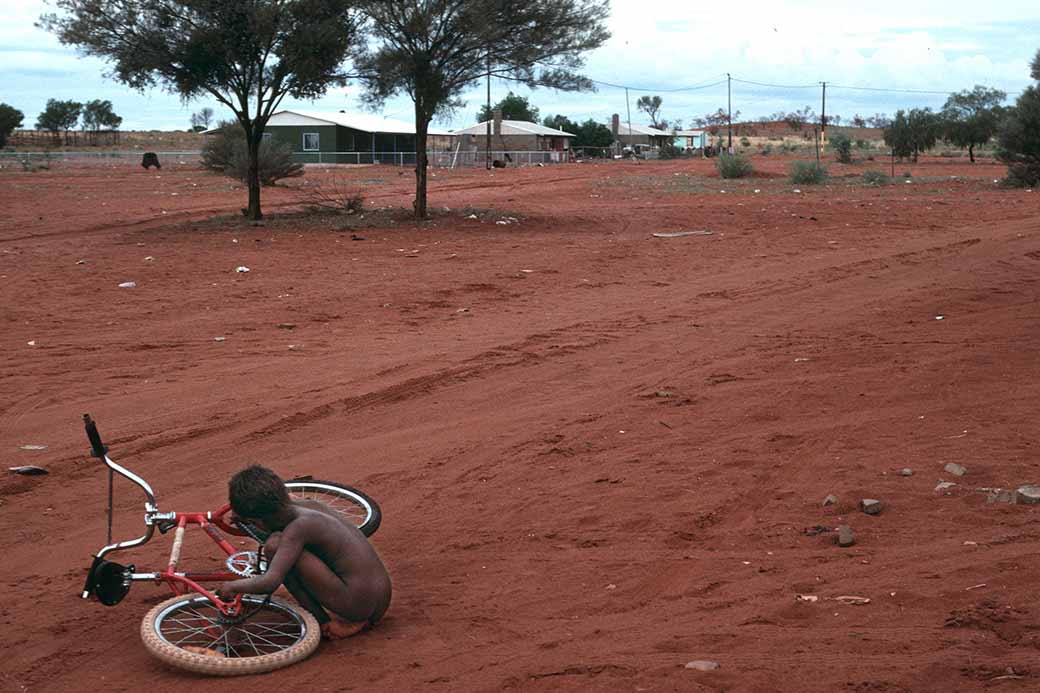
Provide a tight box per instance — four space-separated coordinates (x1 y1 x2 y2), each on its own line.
83 414 108 458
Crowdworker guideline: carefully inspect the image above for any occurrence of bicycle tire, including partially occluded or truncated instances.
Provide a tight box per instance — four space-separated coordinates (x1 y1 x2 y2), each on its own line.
285 480 382 537
140 595 320 676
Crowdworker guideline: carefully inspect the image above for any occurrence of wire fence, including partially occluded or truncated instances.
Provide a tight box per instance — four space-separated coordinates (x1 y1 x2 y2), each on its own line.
0 150 202 170
296 150 573 167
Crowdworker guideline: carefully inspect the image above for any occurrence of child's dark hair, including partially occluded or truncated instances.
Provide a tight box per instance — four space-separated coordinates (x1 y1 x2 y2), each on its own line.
229 465 290 519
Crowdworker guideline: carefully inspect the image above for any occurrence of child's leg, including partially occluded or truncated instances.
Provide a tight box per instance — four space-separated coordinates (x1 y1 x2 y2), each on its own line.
264 534 375 639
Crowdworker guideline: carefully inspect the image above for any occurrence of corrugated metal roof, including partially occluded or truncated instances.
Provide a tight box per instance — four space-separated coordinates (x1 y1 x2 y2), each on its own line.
452 120 575 137
674 129 706 136
268 110 452 135
614 122 671 136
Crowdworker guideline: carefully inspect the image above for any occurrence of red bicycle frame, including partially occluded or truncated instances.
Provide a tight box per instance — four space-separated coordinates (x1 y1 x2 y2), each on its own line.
82 414 256 617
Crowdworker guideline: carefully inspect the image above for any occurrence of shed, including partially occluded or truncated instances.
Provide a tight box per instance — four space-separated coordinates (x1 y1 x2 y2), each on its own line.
673 129 709 150
263 110 454 164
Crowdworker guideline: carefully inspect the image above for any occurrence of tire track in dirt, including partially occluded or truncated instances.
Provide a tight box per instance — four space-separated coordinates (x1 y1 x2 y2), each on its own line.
246 317 648 441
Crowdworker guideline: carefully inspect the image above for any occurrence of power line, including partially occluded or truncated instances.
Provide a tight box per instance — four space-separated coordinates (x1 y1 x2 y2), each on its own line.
730 77 818 90
828 83 952 95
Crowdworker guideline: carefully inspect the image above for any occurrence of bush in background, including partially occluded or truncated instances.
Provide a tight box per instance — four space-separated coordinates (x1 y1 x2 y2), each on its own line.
201 122 302 185
996 54 1040 187
716 153 753 178
790 160 827 184
862 170 889 186
829 131 853 163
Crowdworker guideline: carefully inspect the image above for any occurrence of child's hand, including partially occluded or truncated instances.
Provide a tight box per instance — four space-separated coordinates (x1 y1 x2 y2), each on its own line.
217 584 238 601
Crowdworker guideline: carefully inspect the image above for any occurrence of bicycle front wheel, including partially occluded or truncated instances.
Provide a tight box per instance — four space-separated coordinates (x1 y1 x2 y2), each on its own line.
285 480 382 537
140 595 320 676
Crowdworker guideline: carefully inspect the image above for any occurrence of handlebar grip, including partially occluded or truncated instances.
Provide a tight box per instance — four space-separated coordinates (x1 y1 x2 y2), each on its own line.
83 414 109 458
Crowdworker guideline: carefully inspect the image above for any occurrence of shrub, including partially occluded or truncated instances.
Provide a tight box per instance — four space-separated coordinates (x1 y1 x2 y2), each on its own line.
997 83 1040 188
760 143 773 155
657 141 681 160
855 139 869 149
829 131 853 163
201 122 302 185
739 136 750 147
716 153 753 178
790 160 827 184
302 177 365 213
862 170 889 186
902 170 912 178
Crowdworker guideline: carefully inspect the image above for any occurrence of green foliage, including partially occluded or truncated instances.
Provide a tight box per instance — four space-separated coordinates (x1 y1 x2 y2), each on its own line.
191 107 214 132
357 0 610 219
35 99 81 142
478 91 540 123
201 123 302 186
0 103 24 148
42 0 363 219
903 171 912 178
829 131 853 163
790 160 828 184
636 95 665 129
739 136 750 147
997 84 1040 187
862 170 889 186
760 143 773 155
82 99 122 131
657 141 681 159
884 108 940 162
941 85 1007 162
573 118 613 148
716 153 753 178
542 114 578 133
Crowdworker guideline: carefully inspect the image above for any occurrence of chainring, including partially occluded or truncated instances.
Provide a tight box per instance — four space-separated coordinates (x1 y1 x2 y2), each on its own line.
224 550 267 577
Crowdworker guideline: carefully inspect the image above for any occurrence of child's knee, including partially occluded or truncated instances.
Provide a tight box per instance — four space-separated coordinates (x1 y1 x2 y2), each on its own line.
263 531 283 556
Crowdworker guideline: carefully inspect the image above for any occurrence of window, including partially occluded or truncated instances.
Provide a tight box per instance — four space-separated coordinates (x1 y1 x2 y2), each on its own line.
261 132 272 141
303 132 320 151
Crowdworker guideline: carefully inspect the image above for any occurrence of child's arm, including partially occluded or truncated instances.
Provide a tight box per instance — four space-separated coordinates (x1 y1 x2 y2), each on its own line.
217 520 308 598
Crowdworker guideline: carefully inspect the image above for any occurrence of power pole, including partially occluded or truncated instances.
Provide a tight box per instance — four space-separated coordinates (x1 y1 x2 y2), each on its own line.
625 87 632 151
727 73 732 152
485 53 492 170
819 80 827 163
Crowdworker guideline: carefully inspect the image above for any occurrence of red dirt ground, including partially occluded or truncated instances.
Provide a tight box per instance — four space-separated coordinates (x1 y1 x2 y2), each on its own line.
2 155 1039 692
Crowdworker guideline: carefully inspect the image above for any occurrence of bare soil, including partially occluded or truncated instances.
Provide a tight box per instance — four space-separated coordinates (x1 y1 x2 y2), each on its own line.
1 155 1039 692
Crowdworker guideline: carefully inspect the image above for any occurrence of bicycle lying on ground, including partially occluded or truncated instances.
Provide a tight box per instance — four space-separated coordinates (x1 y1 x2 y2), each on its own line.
79 414 382 675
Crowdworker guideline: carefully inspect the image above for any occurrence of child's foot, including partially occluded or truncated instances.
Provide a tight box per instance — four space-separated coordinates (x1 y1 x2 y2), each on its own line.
320 618 367 640
183 645 226 658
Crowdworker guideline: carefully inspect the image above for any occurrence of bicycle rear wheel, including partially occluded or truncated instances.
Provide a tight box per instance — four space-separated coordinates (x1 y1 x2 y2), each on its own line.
140 595 320 676
285 480 381 537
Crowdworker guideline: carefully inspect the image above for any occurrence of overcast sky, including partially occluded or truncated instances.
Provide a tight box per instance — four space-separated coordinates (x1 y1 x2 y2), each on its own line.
3 0 1038 132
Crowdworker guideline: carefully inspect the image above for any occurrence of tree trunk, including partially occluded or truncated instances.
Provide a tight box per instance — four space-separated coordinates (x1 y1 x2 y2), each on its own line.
968 144 975 163
246 134 263 220
413 101 429 221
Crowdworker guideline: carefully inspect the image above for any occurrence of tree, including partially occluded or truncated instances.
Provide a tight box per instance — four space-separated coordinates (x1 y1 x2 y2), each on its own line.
42 0 363 221
0 104 23 148
997 49 1040 187
573 118 612 149
693 108 737 135
636 95 665 129
884 108 940 162
191 107 215 133
542 114 577 133
868 113 891 128
784 106 815 132
941 85 1007 163
850 114 867 128
36 99 81 145
357 0 609 220
82 99 122 144
477 91 540 123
